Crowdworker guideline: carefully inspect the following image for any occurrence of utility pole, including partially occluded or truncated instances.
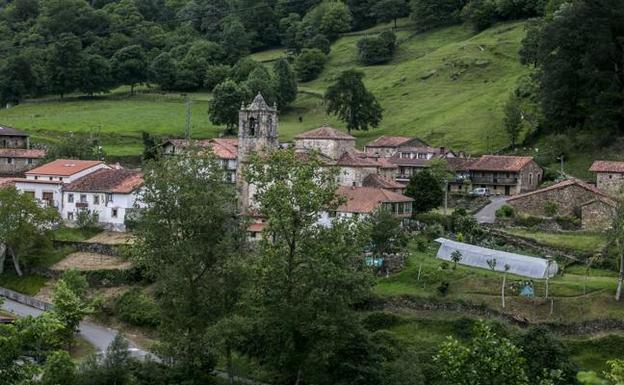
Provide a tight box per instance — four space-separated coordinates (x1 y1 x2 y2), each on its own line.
184 94 192 141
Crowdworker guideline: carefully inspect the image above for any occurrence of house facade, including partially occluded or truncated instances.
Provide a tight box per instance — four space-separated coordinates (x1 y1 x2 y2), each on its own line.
0 125 45 175
589 160 624 195
162 138 238 183
364 136 428 157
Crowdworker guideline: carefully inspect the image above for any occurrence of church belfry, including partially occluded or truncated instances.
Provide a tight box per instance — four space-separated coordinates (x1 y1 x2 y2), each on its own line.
236 93 279 212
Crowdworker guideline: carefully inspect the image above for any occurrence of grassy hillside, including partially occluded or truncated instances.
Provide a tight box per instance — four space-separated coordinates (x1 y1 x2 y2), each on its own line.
0 20 529 157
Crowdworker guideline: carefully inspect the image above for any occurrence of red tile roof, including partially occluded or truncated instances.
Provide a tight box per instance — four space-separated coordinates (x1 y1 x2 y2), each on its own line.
336 151 380 167
337 186 413 214
295 126 355 140
589 160 624 173
366 136 426 147
0 148 46 158
446 157 477 171
0 125 28 137
0 178 16 188
26 159 104 176
362 174 404 189
63 169 143 193
469 155 535 172
166 138 238 159
507 178 615 202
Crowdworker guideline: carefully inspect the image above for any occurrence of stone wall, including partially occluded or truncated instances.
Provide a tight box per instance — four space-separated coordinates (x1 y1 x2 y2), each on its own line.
581 200 615 232
338 166 378 187
0 157 42 175
53 240 119 256
295 138 355 160
0 136 28 149
518 160 543 192
508 184 598 217
596 172 624 195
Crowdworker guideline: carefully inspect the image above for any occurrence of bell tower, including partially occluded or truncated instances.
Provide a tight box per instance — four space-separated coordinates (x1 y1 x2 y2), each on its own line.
237 93 279 212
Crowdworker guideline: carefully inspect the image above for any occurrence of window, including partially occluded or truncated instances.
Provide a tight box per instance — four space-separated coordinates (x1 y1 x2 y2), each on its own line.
7 157 13 164
49 177 53 181
93 195 100 205
59 177 63 181
106 193 113 203
111 208 118 218
529 173 533 185
67 212 74 220
27 158 33 165
67 194 74 203
34 176 38 180
80 194 87 203
249 117 256 136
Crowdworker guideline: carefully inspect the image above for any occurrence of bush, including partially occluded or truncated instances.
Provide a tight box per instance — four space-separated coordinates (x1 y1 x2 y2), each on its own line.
76 209 99 229
114 288 160 328
413 212 449 228
303 33 331 55
555 216 581 230
544 201 558 217
495 204 515 218
204 64 230 91
513 214 543 227
357 31 397 65
410 0 468 30
423 223 444 240
294 48 327 81
461 0 498 31
363 311 402 331
437 281 450 296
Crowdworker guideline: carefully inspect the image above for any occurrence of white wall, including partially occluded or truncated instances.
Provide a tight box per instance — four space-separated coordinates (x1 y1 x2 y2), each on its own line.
14 181 63 209
62 190 141 231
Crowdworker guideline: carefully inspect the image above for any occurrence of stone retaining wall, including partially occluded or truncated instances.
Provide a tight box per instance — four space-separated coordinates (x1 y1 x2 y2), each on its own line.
0 287 53 311
53 240 119 256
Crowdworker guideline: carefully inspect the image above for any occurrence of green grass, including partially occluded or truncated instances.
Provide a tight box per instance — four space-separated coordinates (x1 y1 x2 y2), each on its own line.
0 273 47 296
52 226 103 242
0 20 528 156
503 228 607 254
566 334 624 374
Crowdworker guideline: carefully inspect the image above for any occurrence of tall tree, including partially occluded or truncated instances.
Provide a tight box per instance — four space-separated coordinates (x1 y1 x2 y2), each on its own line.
132 152 244 379
371 0 409 28
46 33 84 98
325 69 383 133
503 93 523 148
52 279 92 343
405 169 443 214
0 188 59 276
0 55 38 106
209 80 248 134
273 58 298 108
219 16 251 64
243 149 378 385
79 54 113 96
435 322 529 385
111 44 147 95
243 66 278 106
148 52 177 90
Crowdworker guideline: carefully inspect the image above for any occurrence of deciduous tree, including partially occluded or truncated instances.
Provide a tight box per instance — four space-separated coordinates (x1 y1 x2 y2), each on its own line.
209 80 248 134
405 169 443 214
273 58 298 108
111 44 147 95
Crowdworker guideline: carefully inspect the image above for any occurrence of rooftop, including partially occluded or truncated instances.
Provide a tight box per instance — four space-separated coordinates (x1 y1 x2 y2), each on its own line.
166 138 238 159
507 178 615 203
64 169 143 193
26 159 104 176
295 125 355 140
336 151 380 167
469 155 535 172
362 174 405 189
589 160 624 173
0 124 28 137
337 186 413 214
365 136 426 148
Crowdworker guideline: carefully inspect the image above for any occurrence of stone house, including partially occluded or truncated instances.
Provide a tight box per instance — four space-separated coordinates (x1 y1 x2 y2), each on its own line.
162 138 238 183
507 178 617 231
589 160 624 195
364 136 428 157
320 186 414 222
0 125 45 175
294 125 357 160
449 155 542 196
335 151 383 187
389 145 459 183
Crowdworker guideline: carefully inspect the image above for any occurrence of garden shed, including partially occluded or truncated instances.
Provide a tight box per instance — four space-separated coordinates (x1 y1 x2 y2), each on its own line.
434 238 558 279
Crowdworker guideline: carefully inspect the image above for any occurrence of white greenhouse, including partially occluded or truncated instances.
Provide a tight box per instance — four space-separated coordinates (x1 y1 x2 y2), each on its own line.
434 238 558 279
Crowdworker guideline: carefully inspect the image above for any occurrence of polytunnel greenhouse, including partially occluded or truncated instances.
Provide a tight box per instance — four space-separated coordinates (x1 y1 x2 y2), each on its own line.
434 238 558 279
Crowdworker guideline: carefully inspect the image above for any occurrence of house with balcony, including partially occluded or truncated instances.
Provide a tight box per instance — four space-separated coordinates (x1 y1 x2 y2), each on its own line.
449 155 542 196
329 186 414 220
61 168 144 231
389 146 459 182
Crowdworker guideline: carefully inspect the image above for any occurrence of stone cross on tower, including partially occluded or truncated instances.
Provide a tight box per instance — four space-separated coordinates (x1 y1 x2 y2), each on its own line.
236 93 279 212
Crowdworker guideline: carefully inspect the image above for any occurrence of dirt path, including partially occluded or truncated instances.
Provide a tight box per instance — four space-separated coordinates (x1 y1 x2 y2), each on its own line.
51 252 132 271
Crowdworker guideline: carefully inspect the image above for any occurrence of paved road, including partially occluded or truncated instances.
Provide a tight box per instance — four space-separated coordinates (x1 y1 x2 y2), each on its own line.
474 197 508 224
1 297 148 358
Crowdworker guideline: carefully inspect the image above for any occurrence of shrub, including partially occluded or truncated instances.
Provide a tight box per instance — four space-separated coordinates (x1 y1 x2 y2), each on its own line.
76 209 99 229
437 281 450 296
363 311 402 331
114 288 160 328
204 64 230 91
303 33 331 55
495 204 515 218
413 212 449 229
357 31 397 65
423 223 444 240
513 214 543 228
555 216 581 230
414 235 429 252
461 0 498 31
294 48 327 81
544 201 558 217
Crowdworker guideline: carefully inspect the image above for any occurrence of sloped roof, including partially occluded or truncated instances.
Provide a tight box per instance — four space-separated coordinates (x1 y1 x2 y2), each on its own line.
337 186 413 214
362 174 404 189
366 136 427 148
295 125 355 140
0 125 28 137
589 160 624 173
0 148 46 158
507 178 615 202
469 155 535 172
580 196 618 208
26 159 104 176
165 138 238 160
64 169 143 193
446 157 477 171
246 93 275 111
0 178 16 188
336 151 379 167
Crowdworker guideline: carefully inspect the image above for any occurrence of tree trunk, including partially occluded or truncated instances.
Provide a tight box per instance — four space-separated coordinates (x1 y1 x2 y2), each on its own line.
226 344 234 385
131 84 135 95
501 273 506 308
294 367 303 385
616 252 624 301
0 243 5 275
394 18 397 29
8 246 23 277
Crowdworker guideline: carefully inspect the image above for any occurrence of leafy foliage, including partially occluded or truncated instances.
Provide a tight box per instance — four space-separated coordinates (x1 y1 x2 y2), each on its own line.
357 31 397 65
405 170 443 214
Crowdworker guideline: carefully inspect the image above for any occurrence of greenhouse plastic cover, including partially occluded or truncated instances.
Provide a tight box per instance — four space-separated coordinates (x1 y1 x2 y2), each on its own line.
434 238 558 279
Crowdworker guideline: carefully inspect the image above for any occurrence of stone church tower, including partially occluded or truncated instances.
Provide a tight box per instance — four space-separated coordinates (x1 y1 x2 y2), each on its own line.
236 93 279 212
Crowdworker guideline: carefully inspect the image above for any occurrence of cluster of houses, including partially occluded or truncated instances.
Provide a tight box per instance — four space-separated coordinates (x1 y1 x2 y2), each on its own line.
2 93 624 234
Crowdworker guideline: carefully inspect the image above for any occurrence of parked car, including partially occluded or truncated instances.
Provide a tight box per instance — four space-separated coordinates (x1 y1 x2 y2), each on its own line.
470 187 490 197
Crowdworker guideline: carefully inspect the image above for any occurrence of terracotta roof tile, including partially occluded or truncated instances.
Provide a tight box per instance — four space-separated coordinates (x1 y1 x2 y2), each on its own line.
366 136 427 147
0 178 16 188
337 186 413 214
0 148 46 158
589 160 624 173
64 169 143 193
469 155 535 172
166 138 239 159
507 178 615 202
446 157 477 171
0 125 28 137
362 174 404 189
26 159 104 176
295 126 355 140
336 151 379 167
